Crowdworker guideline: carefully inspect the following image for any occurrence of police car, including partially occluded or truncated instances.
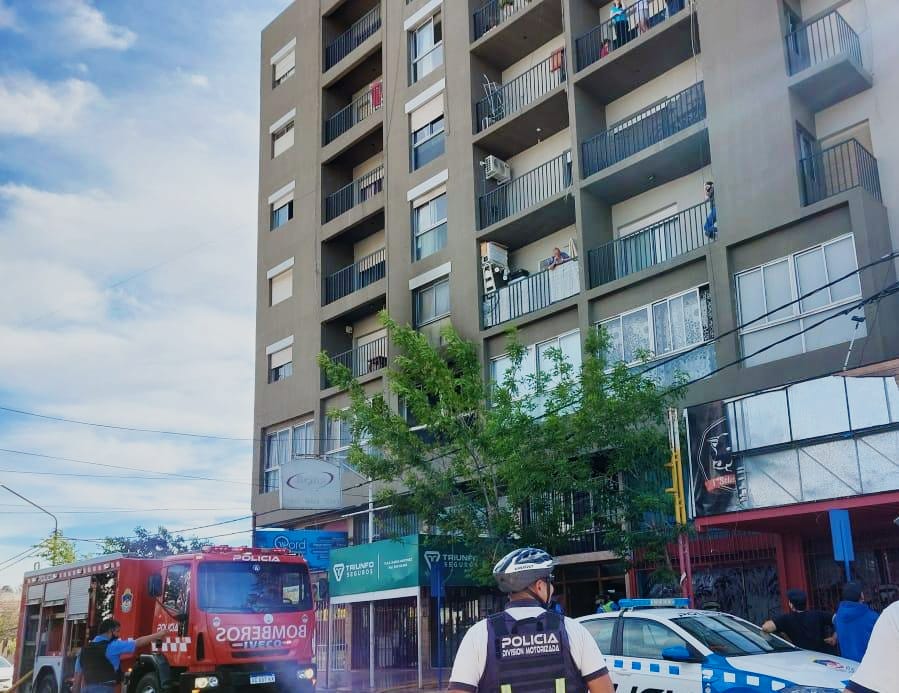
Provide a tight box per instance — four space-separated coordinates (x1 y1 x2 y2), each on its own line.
575 598 857 693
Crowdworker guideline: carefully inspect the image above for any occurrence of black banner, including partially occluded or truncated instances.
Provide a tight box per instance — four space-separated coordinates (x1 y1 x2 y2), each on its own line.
687 400 743 516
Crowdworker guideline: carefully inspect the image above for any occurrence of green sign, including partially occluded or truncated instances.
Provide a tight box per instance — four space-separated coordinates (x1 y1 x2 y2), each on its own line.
329 535 480 597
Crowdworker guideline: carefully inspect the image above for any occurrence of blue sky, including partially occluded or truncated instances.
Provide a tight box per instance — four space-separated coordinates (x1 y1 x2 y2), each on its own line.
0 0 291 586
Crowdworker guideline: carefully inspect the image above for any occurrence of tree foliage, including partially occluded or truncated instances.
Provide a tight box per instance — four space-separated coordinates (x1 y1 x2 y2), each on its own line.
102 526 206 558
33 531 77 566
319 313 686 583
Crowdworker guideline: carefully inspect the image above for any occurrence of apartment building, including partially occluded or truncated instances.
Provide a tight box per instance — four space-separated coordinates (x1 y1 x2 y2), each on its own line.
253 0 899 681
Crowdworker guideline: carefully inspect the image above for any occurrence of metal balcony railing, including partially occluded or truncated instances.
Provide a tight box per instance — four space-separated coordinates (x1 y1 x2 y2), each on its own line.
800 138 882 206
324 5 381 71
475 50 566 132
324 336 388 387
575 0 687 71
587 199 714 287
324 164 384 222
473 0 533 42
786 10 863 75
324 81 383 145
482 258 580 328
581 81 705 179
323 248 386 305
478 150 571 229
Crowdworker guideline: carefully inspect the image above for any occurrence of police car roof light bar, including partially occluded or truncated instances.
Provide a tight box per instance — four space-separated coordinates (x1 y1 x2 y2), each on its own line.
618 598 690 609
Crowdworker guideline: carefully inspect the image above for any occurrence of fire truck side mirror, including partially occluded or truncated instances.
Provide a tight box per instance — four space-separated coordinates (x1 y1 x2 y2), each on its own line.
147 574 163 598
316 578 328 602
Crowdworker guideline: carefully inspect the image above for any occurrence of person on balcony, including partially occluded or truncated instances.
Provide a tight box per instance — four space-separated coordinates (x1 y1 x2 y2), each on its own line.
547 247 571 270
610 1 631 48
704 181 717 239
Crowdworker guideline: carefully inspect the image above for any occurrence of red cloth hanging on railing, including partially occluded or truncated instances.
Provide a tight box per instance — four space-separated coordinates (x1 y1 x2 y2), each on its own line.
550 48 564 72
371 80 383 108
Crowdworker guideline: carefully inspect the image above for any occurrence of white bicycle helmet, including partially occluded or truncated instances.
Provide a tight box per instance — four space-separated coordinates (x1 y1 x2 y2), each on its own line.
493 547 555 593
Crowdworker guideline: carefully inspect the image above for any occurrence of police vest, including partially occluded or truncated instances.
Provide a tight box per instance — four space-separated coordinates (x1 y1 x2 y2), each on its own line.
479 609 584 693
80 639 119 685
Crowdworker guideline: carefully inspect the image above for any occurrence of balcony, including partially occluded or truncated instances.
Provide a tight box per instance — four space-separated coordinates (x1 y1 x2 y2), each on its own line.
323 336 388 389
474 51 568 159
323 248 386 306
800 138 882 207
580 82 708 203
483 258 580 329
324 80 383 145
324 5 381 73
478 151 574 246
587 199 713 288
574 0 697 103
324 165 384 223
786 10 872 112
471 0 564 70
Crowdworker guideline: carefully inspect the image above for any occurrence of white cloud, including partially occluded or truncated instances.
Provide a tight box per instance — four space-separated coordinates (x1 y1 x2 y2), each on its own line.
56 0 136 51
0 0 19 31
186 73 210 89
0 73 99 136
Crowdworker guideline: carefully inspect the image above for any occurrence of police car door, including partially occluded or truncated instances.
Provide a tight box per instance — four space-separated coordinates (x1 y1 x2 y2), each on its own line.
617 616 701 693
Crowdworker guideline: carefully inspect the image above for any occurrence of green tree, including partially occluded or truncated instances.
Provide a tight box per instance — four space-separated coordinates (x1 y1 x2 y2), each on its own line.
102 526 206 558
33 531 77 566
319 313 686 583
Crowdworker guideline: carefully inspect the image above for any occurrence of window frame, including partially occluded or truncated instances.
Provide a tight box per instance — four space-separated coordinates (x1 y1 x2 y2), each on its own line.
270 199 294 231
263 427 291 493
411 115 446 170
412 192 448 261
292 420 315 457
272 53 296 88
268 347 293 383
597 285 711 367
413 276 451 327
271 120 295 158
491 329 581 396
269 267 293 306
620 617 691 660
162 563 191 612
735 234 862 350
409 12 444 84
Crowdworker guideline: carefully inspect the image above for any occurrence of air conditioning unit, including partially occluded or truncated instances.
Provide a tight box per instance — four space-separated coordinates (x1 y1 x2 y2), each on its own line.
480 241 508 267
484 155 511 183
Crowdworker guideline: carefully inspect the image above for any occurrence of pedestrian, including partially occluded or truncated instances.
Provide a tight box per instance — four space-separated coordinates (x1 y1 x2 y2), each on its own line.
704 181 717 239
761 588 836 653
73 619 168 693
833 582 879 662
448 547 614 693
595 589 620 613
844 600 899 693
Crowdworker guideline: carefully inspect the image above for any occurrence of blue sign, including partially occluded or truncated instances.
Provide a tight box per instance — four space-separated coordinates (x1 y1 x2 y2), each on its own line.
829 509 854 581
253 529 348 572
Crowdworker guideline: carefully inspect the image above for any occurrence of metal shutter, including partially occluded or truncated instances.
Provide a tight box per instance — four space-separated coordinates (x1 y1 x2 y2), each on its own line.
68 577 91 619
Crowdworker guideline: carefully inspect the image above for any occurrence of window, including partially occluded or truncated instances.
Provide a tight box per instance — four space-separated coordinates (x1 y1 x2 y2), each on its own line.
491 330 581 395
264 424 306 493
581 618 616 654
272 120 294 157
736 234 863 367
269 346 293 383
270 267 293 306
292 420 315 457
413 190 447 261
599 285 712 366
414 277 451 326
272 48 296 87
163 564 191 613
410 12 443 83
271 199 293 230
412 116 445 170
673 615 796 656
621 618 690 659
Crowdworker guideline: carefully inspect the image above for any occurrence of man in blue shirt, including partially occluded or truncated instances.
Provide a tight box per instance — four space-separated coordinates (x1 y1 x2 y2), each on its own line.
833 582 879 662
74 619 168 693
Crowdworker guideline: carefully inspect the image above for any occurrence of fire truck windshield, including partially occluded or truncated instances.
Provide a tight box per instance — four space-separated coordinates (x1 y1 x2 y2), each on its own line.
197 562 313 613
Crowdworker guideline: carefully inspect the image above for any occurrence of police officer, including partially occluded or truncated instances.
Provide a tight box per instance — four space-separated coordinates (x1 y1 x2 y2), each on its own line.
74 619 168 693
448 548 614 693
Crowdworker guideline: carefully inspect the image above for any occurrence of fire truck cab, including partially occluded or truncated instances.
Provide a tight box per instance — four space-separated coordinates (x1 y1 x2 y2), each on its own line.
16 546 316 693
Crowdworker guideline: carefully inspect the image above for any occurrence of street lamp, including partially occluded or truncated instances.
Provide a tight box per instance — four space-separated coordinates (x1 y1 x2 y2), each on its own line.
2 485 59 537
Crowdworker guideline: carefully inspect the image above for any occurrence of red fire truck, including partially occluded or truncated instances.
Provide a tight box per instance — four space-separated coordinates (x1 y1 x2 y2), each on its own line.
14 546 316 693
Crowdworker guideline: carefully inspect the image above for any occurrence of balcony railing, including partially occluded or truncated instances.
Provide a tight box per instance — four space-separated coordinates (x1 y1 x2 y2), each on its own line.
587 199 713 287
323 248 386 305
324 80 383 144
324 336 388 387
581 81 705 179
575 0 687 71
483 258 580 328
478 150 571 229
475 50 566 132
786 10 862 75
800 138 882 206
324 5 381 71
325 164 384 222
473 0 533 42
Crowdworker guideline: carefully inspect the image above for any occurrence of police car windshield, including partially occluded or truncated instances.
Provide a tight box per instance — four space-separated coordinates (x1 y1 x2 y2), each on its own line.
673 615 797 656
197 562 312 613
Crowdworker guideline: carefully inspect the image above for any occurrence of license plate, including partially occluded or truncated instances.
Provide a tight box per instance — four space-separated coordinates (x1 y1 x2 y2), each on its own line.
250 674 276 685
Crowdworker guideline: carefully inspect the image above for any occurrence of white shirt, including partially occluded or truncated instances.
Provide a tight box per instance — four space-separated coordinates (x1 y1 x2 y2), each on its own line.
846 601 899 693
448 606 608 690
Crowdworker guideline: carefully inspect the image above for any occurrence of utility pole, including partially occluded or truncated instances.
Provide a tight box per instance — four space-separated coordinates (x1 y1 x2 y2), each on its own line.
665 409 693 604
2 485 58 536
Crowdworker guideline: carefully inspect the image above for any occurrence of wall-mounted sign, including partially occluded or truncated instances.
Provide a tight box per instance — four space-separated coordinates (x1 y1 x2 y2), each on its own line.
253 529 348 571
279 458 342 510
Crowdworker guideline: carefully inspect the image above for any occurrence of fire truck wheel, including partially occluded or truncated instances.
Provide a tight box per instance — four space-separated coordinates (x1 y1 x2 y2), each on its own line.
34 674 57 693
135 672 161 693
